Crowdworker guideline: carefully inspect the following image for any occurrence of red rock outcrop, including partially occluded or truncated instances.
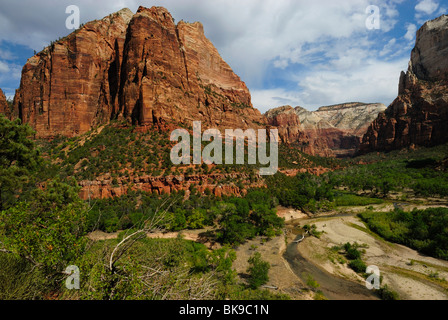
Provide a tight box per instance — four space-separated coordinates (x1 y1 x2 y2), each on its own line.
13 6 265 138
78 172 266 200
265 106 315 154
13 8 133 137
360 15 448 154
0 88 9 118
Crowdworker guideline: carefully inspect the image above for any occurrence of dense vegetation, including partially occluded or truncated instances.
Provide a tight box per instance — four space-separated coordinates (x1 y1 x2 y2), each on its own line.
246 252 270 289
0 116 286 300
359 207 448 260
329 144 448 198
1 114 447 300
85 189 284 246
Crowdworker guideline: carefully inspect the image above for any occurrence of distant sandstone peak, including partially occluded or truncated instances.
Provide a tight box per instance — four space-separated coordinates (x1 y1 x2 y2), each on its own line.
265 106 314 154
313 102 387 135
9 6 264 138
265 102 386 158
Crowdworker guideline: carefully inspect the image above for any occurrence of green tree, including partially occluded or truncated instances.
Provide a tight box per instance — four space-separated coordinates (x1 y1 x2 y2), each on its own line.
0 115 40 211
0 179 88 271
217 203 256 245
246 252 270 289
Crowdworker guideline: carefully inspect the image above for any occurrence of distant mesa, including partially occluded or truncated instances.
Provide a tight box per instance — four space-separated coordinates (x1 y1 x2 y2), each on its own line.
359 14 448 154
7 6 265 138
266 102 387 158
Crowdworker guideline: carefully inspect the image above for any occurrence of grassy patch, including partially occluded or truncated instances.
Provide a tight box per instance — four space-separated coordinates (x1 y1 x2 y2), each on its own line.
335 193 384 207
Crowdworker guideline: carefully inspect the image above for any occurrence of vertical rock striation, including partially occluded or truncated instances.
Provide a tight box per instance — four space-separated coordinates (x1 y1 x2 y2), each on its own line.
12 6 265 138
360 15 448 154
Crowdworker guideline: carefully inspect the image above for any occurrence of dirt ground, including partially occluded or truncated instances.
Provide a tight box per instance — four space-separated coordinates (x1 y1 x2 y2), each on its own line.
232 234 313 300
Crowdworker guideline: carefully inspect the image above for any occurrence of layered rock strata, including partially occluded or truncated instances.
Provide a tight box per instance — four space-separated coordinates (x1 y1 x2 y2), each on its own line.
11 6 265 138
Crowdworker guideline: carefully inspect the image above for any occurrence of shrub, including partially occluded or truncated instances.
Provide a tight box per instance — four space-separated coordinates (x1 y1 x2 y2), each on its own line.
377 284 399 300
348 259 367 273
246 252 270 289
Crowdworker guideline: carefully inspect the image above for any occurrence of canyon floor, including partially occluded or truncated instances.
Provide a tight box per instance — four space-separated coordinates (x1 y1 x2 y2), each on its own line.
87 202 448 300
235 202 448 300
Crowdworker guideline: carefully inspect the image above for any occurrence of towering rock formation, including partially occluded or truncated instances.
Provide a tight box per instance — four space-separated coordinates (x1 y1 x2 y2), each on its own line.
0 89 9 118
266 103 386 157
12 6 265 138
12 8 133 137
360 15 448 154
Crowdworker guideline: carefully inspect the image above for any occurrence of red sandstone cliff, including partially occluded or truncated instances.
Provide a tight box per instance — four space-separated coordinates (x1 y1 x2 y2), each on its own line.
360 15 448 154
12 6 265 138
0 89 8 118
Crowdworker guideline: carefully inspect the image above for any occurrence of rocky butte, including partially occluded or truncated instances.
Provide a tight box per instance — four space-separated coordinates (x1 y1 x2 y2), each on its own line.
266 103 387 158
360 14 448 154
9 6 265 138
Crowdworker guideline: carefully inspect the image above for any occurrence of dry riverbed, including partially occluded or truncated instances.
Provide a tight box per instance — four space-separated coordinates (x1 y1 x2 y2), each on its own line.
87 202 448 300
292 213 448 300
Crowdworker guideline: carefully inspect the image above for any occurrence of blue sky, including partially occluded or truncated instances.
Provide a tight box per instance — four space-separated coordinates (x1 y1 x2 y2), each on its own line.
0 0 446 112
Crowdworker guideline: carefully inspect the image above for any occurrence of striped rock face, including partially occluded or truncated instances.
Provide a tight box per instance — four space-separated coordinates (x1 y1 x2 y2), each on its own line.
12 6 265 138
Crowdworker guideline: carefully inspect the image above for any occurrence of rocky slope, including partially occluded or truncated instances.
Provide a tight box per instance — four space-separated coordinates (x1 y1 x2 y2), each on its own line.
360 15 448 154
10 6 265 138
314 103 387 136
266 103 386 157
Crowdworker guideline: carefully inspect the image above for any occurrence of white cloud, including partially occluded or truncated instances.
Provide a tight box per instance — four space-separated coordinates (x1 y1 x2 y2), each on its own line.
437 6 447 15
252 56 409 113
0 61 10 73
380 38 397 57
0 48 15 60
404 24 417 41
0 59 23 95
251 88 304 113
297 58 409 107
0 0 413 113
415 0 439 15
